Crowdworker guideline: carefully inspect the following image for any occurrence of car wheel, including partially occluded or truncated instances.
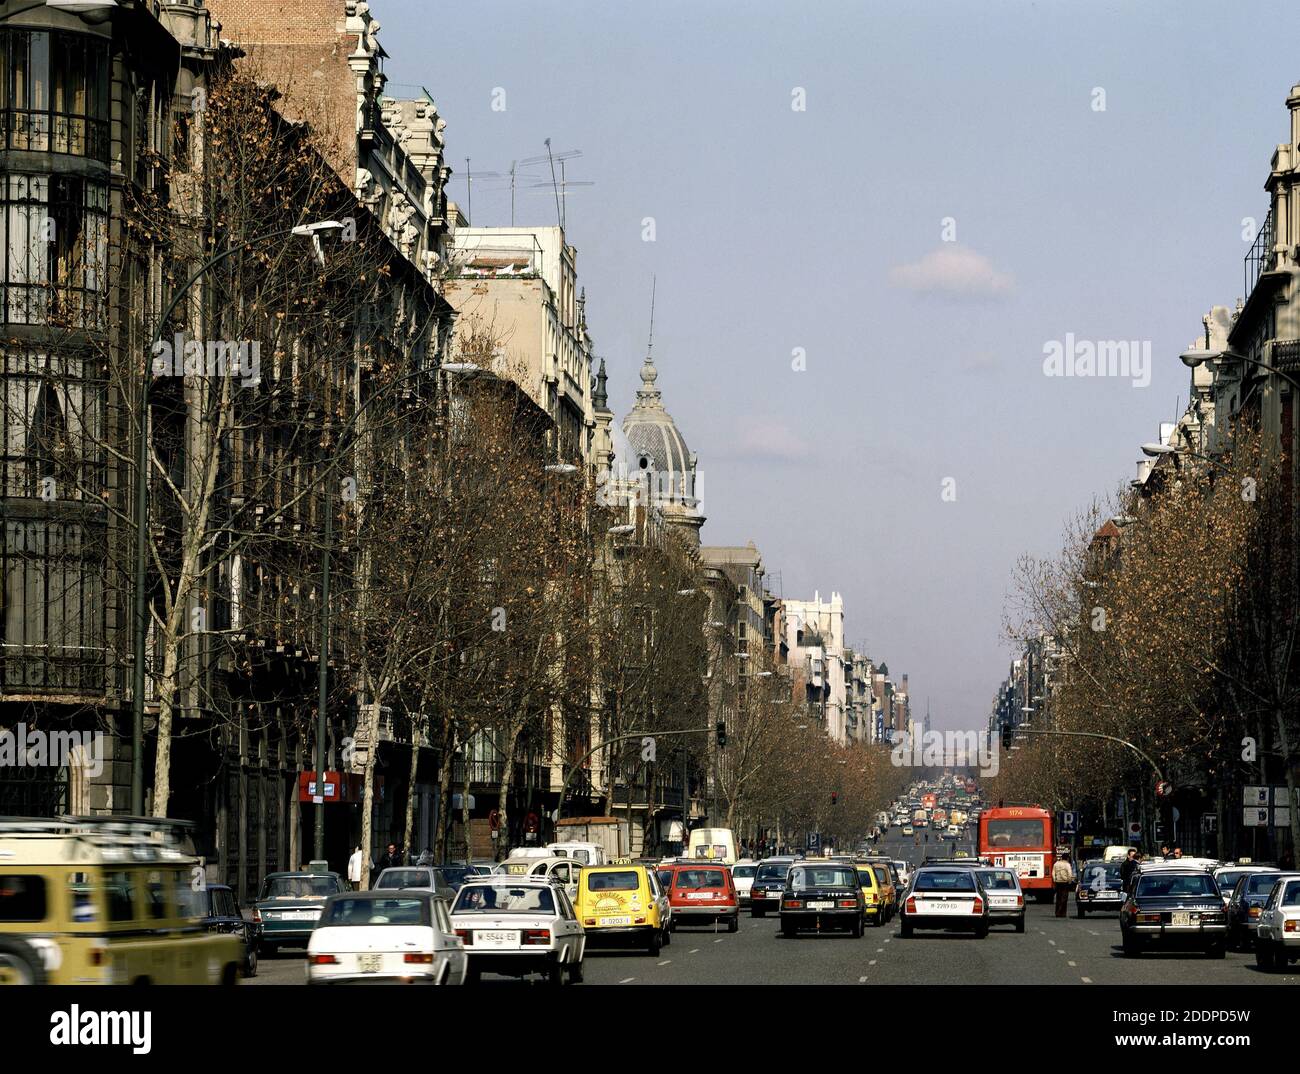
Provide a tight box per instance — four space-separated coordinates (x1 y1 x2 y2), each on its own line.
243 945 258 978
0 938 46 986
1076 904 1085 919
728 916 739 933
1014 915 1025 934
547 958 564 986
900 919 913 938
668 918 677 932
782 922 797 938
1122 931 1141 957
662 925 671 946
567 958 584 984
647 932 661 957
752 908 766 918
1207 942 1226 959
974 924 989 939
853 918 864 938
1254 942 1272 970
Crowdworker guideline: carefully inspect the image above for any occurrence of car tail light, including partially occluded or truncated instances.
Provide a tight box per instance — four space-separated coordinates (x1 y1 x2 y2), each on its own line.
1015 895 1024 907
1250 907 1262 918
972 898 984 914
89 947 107 967
403 952 434 964
583 918 596 926
633 917 646 925
906 896 917 914
251 908 262 924
309 954 339 965
523 929 550 945
1285 920 1297 933
867 893 878 904
783 900 803 909
455 929 474 945
838 899 858 908
1137 912 1161 923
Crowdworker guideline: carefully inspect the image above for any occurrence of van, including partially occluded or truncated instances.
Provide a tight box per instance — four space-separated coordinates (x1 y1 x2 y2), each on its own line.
574 863 670 955
498 854 583 901
686 827 738 865
0 816 243 985
1102 845 1132 863
545 841 607 866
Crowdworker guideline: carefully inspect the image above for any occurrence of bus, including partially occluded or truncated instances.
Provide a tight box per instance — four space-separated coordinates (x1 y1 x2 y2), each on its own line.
978 806 1054 900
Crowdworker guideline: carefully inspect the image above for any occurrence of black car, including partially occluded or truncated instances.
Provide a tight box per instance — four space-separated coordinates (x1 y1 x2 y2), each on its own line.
1226 870 1284 949
749 859 794 918
780 861 865 938
203 883 259 978
1120 867 1228 957
1076 861 1125 916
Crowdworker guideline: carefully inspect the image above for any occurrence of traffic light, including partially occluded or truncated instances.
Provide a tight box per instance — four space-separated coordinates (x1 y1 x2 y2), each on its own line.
1000 723 1013 751
716 721 727 748
831 791 838 806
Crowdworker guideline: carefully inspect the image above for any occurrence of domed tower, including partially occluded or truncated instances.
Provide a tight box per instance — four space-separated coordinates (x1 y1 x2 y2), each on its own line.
621 342 704 550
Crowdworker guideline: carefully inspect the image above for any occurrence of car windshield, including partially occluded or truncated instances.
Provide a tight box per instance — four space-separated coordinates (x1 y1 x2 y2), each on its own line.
437 867 470 887
1082 865 1122 889
789 866 857 889
374 869 433 889
978 870 1017 890
452 885 555 914
985 819 1046 848
856 867 877 886
1246 874 1282 896
586 870 640 892
871 865 890 885
915 871 976 892
1215 871 1247 894
732 865 756 879
675 869 726 889
756 864 790 882
261 876 340 900
321 896 429 926
1136 873 1217 897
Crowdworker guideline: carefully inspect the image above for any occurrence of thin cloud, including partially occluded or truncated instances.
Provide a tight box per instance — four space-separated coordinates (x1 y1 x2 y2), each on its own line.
726 420 813 463
889 245 1014 300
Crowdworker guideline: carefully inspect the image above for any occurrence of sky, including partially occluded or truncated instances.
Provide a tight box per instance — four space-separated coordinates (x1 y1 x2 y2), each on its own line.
375 0 1298 731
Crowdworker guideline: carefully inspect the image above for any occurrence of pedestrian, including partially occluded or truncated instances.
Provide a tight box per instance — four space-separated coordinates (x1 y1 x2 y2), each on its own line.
1119 847 1139 893
1052 851 1075 917
1159 844 1171 861
347 845 364 890
415 846 434 867
377 842 403 875
1172 846 1183 860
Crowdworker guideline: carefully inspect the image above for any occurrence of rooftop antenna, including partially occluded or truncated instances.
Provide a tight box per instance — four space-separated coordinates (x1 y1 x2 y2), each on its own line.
519 145 585 231
545 139 561 228
463 157 501 225
647 275 657 357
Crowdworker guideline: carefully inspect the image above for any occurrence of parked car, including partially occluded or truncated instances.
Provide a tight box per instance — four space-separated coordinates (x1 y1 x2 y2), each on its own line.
306 890 465 985
1254 873 1300 972
373 866 457 902
749 857 795 918
1120 867 1228 958
1227 869 1288 949
202 883 260 978
899 866 990 938
973 867 1025 932
574 863 670 955
450 875 585 984
1076 861 1125 917
780 861 865 938
731 861 757 908
667 864 740 931
254 871 346 956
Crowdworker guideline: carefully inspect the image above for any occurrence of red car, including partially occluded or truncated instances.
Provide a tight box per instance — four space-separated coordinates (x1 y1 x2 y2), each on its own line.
667 864 740 932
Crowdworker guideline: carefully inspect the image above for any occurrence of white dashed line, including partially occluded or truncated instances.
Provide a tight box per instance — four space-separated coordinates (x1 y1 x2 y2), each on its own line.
657 960 672 966
714 938 725 943
1068 960 1076 967
858 975 868 983
876 948 884 953
869 959 877 966
1047 939 1056 946
620 977 636 984
689 948 700 954
1081 976 1092 983
1088 930 1099 936
1057 949 1066 955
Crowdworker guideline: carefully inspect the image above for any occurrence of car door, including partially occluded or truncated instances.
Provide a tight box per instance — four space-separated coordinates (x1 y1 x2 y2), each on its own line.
551 861 580 904
432 899 465 984
555 887 584 960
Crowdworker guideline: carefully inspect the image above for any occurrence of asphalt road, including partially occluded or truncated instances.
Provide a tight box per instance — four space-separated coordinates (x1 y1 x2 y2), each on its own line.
246 831 1299 986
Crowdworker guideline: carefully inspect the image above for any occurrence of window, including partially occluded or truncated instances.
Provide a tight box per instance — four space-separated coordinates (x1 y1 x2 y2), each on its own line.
145 872 168 920
984 819 1046 848
0 874 47 922
104 871 136 922
451 885 555 914
586 870 639 892
914 871 976 893
0 30 109 159
322 897 430 927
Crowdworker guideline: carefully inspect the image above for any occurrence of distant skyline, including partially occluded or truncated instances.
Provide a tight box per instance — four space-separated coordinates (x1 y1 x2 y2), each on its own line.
378 0 1298 730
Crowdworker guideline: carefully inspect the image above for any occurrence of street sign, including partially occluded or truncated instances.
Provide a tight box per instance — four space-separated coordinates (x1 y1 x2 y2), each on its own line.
1060 811 1078 835
806 832 821 850
1244 786 1269 807
1201 814 1217 834
1127 822 1141 842
1274 806 1291 828
1243 807 1270 828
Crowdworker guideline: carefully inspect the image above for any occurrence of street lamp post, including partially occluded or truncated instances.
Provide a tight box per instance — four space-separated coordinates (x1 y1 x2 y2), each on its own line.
1181 346 1300 397
130 223 343 816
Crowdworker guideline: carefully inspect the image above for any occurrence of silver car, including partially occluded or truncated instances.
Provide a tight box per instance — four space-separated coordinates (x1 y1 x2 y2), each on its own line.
373 866 458 902
1254 874 1300 972
974 867 1025 931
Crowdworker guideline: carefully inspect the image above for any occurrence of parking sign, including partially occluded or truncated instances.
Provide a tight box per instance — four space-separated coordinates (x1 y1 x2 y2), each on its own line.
1060 811 1078 835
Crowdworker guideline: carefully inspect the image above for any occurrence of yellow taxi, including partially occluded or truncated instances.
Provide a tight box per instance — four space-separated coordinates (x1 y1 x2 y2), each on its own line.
857 858 898 923
574 860 670 955
855 863 887 927
0 816 243 985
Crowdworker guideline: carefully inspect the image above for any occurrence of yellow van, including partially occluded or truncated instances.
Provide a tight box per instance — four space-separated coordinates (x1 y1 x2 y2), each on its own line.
0 816 243 985
574 862 669 955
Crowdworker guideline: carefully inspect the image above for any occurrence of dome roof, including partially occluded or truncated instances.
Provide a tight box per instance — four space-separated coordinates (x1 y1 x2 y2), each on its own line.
621 350 698 506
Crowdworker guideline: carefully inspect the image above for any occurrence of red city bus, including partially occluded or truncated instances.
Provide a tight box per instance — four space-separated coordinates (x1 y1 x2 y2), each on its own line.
978 806 1054 899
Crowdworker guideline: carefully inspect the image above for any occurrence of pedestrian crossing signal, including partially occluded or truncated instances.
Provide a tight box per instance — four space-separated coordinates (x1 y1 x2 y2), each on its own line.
716 721 727 748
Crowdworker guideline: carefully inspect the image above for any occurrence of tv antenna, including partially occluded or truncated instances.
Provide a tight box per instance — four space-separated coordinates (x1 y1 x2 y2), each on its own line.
464 157 501 224
519 142 586 230
647 275 657 356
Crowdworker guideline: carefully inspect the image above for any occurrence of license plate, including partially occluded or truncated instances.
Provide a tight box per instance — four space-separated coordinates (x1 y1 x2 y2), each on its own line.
1171 912 1193 926
286 910 317 920
924 901 964 912
599 916 632 926
477 931 519 947
808 901 834 910
687 892 713 900
358 953 383 973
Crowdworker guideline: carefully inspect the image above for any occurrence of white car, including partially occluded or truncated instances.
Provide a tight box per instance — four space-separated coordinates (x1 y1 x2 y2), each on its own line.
450 875 585 984
731 861 757 907
1254 873 1300 972
306 891 466 985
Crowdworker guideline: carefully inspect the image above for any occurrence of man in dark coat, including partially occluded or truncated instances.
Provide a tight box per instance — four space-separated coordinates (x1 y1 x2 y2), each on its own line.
1120 847 1140 892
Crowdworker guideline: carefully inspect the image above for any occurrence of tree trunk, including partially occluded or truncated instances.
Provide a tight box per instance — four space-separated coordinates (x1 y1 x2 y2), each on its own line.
1276 707 1300 864
402 716 422 861
358 701 383 889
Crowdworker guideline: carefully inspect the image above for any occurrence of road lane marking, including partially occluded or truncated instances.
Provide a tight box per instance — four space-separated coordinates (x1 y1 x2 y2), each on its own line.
1068 960 1076 966
1088 930 1099 936
858 975 868 983
713 938 725 943
1057 949 1066 954
1047 939 1056 946
620 977 636 984
657 960 672 966
689 948 700 954
869 959 877 966
1081 976 1092 983
876 948 884 952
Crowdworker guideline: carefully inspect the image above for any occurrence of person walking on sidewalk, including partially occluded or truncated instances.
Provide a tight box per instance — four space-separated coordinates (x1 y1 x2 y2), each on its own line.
348 845 364 890
1052 852 1076 917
